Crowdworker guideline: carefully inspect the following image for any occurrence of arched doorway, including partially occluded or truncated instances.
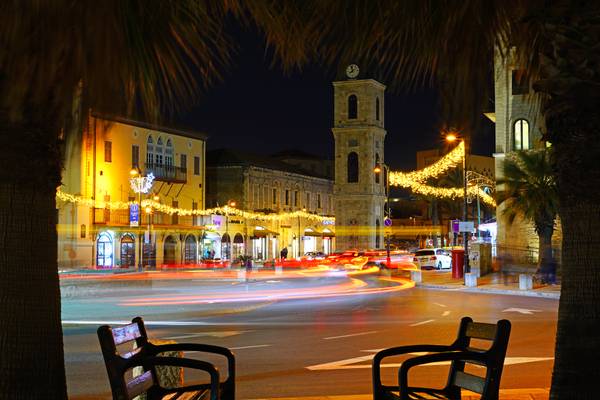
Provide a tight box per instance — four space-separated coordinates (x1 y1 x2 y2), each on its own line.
120 234 135 268
233 233 244 260
221 233 231 261
184 235 197 264
163 235 177 265
96 232 114 267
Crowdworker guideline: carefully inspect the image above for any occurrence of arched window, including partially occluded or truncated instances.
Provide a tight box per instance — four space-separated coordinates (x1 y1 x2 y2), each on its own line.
184 235 197 264
155 137 164 165
347 152 359 183
120 234 135 268
348 95 358 119
146 135 154 165
514 119 530 150
165 138 173 166
375 153 381 184
96 232 113 267
376 97 380 121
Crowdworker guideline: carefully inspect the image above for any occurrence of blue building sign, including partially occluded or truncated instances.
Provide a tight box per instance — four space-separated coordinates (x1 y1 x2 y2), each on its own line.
130 203 139 227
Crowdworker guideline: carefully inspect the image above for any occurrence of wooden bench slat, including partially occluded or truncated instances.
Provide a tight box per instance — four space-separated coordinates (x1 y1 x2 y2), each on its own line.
465 322 497 340
126 370 154 399
112 323 142 345
453 370 485 394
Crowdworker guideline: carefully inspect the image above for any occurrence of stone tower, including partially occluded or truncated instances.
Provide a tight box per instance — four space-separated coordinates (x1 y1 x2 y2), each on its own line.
332 66 387 251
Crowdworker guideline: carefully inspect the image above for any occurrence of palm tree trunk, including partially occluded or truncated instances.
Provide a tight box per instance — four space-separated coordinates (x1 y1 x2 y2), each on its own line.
0 111 67 398
537 224 554 281
546 101 600 397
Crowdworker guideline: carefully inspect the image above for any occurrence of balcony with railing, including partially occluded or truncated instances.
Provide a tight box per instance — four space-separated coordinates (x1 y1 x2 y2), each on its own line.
94 208 203 228
144 163 187 183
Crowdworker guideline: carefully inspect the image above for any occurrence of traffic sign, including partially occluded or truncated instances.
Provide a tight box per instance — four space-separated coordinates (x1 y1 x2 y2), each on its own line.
384 218 392 227
458 221 474 233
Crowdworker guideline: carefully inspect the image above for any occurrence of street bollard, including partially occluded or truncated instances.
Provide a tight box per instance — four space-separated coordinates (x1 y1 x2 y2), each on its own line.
410 270 422 283
465 272 478 287
519 273 533 290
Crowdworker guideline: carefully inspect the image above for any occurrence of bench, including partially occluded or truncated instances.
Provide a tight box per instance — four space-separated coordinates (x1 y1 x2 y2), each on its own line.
373 316 511 400
98 317 235 400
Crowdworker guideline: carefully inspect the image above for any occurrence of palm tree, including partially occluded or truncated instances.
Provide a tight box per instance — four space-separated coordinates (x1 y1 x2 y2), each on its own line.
291 2 600 396
498 150 559 277
0 2 300 397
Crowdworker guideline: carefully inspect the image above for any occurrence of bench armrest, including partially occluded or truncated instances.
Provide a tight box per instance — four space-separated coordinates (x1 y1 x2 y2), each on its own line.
372 344 456 398
151 343 234 375
398 351 488 394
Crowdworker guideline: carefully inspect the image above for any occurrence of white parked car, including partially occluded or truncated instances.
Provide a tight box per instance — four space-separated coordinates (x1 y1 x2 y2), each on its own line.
412 248 452 270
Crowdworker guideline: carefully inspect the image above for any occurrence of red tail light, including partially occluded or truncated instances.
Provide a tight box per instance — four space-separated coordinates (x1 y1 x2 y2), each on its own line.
430 256 437 261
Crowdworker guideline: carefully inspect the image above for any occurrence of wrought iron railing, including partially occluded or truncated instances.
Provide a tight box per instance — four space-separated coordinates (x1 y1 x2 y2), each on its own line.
144 163 187 183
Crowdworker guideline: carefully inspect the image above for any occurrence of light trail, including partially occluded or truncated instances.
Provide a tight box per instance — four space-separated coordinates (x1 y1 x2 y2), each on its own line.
117 277 414 307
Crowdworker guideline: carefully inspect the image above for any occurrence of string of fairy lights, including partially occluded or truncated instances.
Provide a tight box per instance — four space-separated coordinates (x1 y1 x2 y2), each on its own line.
388 141 496 207
55 190 335 223
56 140 496 218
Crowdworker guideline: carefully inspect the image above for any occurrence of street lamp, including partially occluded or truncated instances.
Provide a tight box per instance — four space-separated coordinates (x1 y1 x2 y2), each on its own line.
298 207 306 258
375 164 391 269
130 168 155 272
224 200 236 263
446 133 469 274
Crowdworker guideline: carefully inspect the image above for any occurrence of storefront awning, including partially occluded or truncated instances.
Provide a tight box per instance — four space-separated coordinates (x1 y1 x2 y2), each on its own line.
252 228 279 237
303 230 322 237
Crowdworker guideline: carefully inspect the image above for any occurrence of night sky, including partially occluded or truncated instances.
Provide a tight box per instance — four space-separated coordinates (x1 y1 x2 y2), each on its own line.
176 29 495 171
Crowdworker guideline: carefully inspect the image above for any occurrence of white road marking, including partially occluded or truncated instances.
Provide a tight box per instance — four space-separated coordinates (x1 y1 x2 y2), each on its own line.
230 344 271 350
410 319 435 327
433 303 447 308
165 331 250 340
502 308 541 315
324 331 378 340
442 311 451 317
306 352 554 371
62 320 213 326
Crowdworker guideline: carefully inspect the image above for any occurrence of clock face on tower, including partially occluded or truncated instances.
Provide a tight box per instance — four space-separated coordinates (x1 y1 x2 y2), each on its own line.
346 64 359 79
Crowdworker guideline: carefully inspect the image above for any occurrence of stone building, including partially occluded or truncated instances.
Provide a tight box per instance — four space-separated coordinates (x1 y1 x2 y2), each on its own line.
58 113 207 269
205 149 335 261
492 53 561 265
332 67 387 251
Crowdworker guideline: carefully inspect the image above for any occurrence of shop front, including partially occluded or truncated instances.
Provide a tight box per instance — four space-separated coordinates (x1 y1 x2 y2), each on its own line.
201 231 221 260
251 226 279 261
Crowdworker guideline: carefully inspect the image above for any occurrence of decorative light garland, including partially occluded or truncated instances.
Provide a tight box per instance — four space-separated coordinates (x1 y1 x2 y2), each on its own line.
387 141 497 207
56 189 335 223
389 142 464 185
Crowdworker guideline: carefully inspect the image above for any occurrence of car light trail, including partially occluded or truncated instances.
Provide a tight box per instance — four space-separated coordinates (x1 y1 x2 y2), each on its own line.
118 277 414 307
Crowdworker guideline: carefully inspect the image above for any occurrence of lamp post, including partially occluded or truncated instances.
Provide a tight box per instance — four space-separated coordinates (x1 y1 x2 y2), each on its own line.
224 200 236 263
375 164 391 268
298 207 306 258
446 134 469 274
130 168 155 272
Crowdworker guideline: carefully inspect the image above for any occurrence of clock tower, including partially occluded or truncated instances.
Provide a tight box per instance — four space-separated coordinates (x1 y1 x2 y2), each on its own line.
332 66 387 251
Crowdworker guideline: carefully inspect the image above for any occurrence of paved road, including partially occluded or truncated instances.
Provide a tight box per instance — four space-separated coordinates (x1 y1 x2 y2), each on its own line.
62 273 558 399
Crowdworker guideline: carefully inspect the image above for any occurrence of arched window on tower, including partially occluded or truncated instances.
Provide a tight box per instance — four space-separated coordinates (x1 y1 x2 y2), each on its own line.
348 95 358 119
376 97 380 121
375 153 381 184
347 152 359 183
514 119 530 150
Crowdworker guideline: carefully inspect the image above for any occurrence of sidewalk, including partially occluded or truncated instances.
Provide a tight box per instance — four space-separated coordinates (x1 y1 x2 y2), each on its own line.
414 270 560 299
251 388 550 399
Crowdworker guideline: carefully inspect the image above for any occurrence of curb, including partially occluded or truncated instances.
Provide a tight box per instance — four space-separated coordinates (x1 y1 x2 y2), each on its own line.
417 283 560 299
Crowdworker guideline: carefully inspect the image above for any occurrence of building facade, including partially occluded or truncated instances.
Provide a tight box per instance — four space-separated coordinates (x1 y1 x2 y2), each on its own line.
205 149 335 261
58 114 207 269
332 73 387 251
492 52 561 265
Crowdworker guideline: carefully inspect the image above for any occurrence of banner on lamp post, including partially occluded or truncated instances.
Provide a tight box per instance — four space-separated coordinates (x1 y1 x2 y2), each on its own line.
130 204 140 227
